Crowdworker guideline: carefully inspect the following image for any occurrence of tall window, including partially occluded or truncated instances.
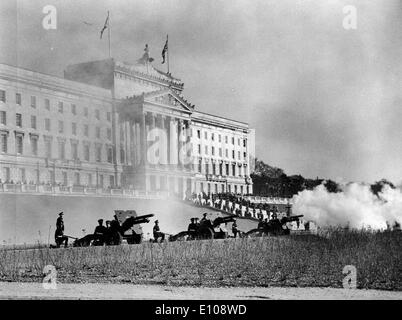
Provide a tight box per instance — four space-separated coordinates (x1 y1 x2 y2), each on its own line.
225 149 228 158
95 109 100 120
71 104 76 115
62 172 67 185
58 121 64 133
87 173 92 186
96 127 100 139
225 136 228 144
219 148 222 157
16 113 22 127
0 111 6 125
0 133 7 153
107 128 112 140
45 98 50 110
74 172 80 186
198 144 201 154
31 136 38 155
0 90 6 102
16 135 23 154
72 122 77 135
84 124 89 137
197 130 201 139
31 115 36 129
71 143 78 160
96 145 101 162
31 96 36 108
107 112 111 122
232 137 235 145
211 146 215 156
204 131 207 139
232 164 236 176
58 141 65 160
211 133 214 141
204 146 208 155
45 118 51 131
16 93 21 105
107 146 113 163
84 145 90 161
45 139 52 158
243 139 246 147
84 107 88 117
226 164 229 176
232 150 235 159
58 101 63 113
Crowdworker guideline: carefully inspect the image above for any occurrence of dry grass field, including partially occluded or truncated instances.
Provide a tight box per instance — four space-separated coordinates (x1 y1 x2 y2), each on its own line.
0 228 401 291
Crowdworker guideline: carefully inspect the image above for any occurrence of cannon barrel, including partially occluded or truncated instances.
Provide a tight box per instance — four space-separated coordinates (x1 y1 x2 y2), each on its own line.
121 214 154 232
213 216 235 227
281 215 304 223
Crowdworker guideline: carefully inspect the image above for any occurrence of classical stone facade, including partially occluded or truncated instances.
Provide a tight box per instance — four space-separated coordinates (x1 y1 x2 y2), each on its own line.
0 50 254 195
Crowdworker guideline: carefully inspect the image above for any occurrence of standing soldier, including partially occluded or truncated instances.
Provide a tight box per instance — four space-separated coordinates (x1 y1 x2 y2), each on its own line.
55 212 68 248
93 219 107 245
232 219 239 238
153 220 165 242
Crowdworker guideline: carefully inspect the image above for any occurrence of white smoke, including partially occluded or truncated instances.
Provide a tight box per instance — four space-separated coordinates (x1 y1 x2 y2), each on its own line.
292 182 402 229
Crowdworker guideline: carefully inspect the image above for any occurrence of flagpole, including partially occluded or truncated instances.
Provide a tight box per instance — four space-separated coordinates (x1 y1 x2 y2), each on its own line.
108 11 111 58
167 34 170 75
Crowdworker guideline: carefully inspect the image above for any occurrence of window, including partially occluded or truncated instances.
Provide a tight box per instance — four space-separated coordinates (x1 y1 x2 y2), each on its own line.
0 90 6 102
72 123 77 135
87 173 92 186
225 149 228 158
0 134 7 153
205 146 208 155
107 128 112 140
45 118 51 131
211 133 214 141
16 113 22 127
45 139 52 158
0 111 6 125
120 146 125 163
96 127 100 139
232 164 236 176
58 102 63 113
197 130 201 139
99 175 104 188
45 98 50 110
84 107 88 117
107 112 111 121
219 163 223 176
31 115 36 129
31 136 38 156
19 168 26 182
107 146 113 163
31 96 36 108
212 163 216 175
232 150 235 159
95 109 100 120
84 124 89 137
225 136 228 144
71 104 76 115
198 144 201 154
226 164 229 176
96 145 101 162
16 135 23 154
204 131 207 139
84 145 90 161
218 134 221 143
219 148 222 157
109 175 115 188
71 143 78 160
243 139 246 147
238 151 241 160
205 163 209 175
212 146 215 156
232 137 235 145
238 138 240 146
16 93 21 105
3 167 10 181
58 121 64 133
198 159 202 173
244 152 247 160
74 172 80 186
120 127 124 141
58 141 65 160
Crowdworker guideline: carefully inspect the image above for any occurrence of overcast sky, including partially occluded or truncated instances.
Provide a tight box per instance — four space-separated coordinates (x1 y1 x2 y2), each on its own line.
0 0 401 184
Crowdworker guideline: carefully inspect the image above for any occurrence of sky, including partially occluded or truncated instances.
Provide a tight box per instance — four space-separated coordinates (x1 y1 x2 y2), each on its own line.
0 0 401 184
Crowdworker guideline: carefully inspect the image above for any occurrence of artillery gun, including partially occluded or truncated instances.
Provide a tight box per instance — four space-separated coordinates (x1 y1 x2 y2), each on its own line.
245 215 304 237
169 215 236 241
73 211 154 247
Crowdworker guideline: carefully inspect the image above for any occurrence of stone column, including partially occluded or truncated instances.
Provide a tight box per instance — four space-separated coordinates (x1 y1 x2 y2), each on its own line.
139 112 146 166
177 119 184 169
169 118 178 168
159 115 168 167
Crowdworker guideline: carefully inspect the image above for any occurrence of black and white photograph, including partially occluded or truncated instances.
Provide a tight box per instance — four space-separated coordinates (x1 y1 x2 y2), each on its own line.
0 0 401 308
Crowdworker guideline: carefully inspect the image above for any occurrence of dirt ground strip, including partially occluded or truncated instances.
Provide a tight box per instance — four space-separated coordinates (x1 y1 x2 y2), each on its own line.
0 282 401 300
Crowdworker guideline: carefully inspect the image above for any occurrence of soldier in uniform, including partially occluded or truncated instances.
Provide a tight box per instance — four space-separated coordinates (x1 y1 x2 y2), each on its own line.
109 215 122 245
188 218 198 232
153 220 165 242
232 219 239 238
257 217 265 229
93 219 107 245
55 212 68 248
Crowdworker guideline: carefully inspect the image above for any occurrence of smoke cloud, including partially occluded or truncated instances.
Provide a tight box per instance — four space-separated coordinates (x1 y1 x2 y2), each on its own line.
292 183 402 229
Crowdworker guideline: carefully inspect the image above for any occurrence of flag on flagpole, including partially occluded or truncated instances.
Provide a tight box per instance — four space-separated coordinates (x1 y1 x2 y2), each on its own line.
161 35 168 64
100 12 109 39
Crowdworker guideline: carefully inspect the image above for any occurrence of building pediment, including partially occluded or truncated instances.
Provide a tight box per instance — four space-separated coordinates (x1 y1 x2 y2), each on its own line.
144 89 195 113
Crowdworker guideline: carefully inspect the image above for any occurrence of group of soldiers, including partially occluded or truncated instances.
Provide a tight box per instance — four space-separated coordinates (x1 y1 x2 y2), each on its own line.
54 212 125 247
186 212 241 238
